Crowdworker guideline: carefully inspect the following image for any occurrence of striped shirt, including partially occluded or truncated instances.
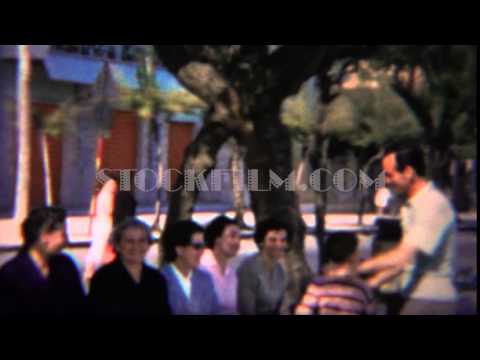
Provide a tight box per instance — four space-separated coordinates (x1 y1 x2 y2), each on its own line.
295 276 375 315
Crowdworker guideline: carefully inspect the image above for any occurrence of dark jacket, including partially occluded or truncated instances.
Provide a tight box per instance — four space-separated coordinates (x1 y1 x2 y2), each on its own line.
88 259 171 318
0 251 86 319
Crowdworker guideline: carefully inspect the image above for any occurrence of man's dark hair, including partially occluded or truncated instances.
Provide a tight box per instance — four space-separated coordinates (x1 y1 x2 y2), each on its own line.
254 219 291 248
204 216 238 249
21 207 67 251
385 146 426 177
324 232 358 265
163 220 204 263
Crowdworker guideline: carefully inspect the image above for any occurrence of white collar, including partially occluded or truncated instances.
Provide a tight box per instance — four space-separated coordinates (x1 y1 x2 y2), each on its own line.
408 182 433 208
171 263 192 282
171 263 193 299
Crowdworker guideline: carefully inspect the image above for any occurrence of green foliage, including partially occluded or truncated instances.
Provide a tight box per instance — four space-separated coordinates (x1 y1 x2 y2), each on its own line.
281 64 424 167
372 45 477 158
281 81 317 143
330 85 423 150
117 47 207 121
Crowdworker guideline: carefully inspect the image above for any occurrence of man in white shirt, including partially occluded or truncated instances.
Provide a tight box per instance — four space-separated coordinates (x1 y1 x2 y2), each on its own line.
200 216 241 315
357 147 458 315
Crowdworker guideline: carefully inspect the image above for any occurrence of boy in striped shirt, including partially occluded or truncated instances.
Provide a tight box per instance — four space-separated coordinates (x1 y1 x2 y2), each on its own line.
295 232 376 315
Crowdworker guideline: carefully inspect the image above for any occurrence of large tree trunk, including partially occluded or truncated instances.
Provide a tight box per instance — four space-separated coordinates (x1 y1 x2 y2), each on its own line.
245 109 312 313
164 121 232 226
160 115 233 265
14 45 32 224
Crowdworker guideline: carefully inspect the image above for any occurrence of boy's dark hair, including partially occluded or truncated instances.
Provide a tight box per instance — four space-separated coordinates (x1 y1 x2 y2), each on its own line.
385 146 426 177
324 232 358 265
254 219 291 248
163 220 204 263
205 216 238 249
21 207 67 250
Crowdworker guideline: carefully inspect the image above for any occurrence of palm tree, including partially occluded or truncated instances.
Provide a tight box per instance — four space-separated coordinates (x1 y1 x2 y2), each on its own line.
14 45 32 224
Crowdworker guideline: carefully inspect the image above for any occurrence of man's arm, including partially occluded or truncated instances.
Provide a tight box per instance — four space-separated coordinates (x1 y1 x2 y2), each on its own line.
358 241 418 276
366 265 404 289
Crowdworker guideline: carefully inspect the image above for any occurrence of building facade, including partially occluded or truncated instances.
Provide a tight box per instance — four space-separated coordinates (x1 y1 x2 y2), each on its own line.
0 45 224 216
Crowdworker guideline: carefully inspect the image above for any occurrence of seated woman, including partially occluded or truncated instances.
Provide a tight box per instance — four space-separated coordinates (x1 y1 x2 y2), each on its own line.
0 207 86 319
88 219 171 318
237 219 289 315
161 221 220 315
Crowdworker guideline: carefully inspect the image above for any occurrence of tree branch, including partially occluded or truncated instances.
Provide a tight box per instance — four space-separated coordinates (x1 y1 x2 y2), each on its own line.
391 70 434 137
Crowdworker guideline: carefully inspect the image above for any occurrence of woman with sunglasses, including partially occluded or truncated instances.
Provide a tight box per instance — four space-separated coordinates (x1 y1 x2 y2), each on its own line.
161 220 220 315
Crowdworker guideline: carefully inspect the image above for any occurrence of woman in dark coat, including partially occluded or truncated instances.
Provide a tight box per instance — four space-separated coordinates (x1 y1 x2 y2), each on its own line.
88 219 171 318
0 207 86 320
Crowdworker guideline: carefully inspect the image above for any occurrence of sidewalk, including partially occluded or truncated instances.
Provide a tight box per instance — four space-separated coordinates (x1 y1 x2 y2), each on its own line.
1 206 476 246
0 210 380 246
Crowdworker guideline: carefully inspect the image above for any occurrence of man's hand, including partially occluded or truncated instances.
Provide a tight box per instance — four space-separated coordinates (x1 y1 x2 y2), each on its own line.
357 242 417 277
366 266 403 290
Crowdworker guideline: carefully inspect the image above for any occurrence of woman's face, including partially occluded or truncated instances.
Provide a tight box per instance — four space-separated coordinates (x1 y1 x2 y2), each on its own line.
176 232 205 271
261 229 288 261
39 223 68 256
215 224 241 259
116 227 150 266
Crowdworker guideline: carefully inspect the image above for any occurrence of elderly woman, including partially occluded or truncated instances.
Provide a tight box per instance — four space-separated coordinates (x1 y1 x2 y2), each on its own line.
88 219 171 318
161 221 220 315
237 219 290 315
